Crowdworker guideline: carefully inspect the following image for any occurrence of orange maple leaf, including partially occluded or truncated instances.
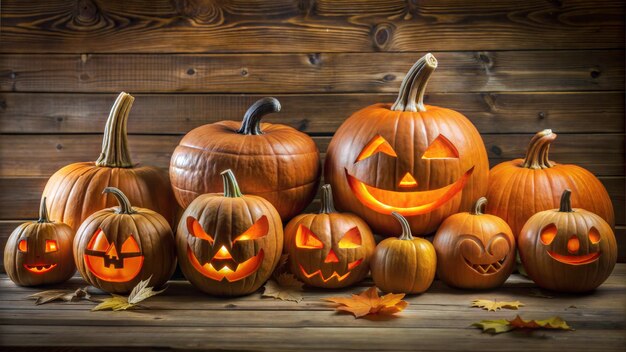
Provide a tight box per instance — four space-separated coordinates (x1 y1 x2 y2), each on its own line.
323 287 408 318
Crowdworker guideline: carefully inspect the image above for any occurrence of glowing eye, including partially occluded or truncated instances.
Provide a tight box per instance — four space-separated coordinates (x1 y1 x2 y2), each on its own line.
355 135 397 162
295 225 324 249
567 235 580 254
234 216 269 242
87 229 110 252
422 135 459 159
121 236 140 253
338 227 362 248
187 217 214 244
45 240 58 253
588 227 601 244
18 240 28 252
540 224 557 245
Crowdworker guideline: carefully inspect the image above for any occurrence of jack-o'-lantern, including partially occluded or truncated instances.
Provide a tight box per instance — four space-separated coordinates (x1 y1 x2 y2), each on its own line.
518 190 617 292
433 197 515 290
325 54 489 236
370 212 436 294
170 97 321 221
4 198 75 286
74 187 176 294
284 184 375 288
177 169 283 296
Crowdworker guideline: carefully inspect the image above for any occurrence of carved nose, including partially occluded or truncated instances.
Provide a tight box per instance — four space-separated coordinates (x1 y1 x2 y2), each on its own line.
106 244 118 259
213 245 233 260
567 235 580 254
398 172 418 188
324 249 339 263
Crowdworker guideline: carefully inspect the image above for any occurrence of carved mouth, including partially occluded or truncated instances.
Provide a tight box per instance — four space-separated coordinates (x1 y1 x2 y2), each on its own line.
84 254 144 283
298 259 362 283
548 251 600 265
345 167 474 216
24 264 57 274
464 256 506 275
187 245 264 282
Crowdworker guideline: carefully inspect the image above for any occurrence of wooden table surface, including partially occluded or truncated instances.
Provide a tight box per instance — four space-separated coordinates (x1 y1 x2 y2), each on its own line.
1 265 625 352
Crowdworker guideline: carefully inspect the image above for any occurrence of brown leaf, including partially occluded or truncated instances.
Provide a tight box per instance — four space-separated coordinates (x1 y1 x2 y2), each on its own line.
472 315 572 334
262 273 304 303
28 287 97 305
92 276 165 311
471 299 524 312
323 287 408 318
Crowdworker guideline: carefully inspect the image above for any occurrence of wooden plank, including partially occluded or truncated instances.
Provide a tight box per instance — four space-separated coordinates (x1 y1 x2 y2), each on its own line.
1 51 623 93
1 92 624 134
1 0 623 53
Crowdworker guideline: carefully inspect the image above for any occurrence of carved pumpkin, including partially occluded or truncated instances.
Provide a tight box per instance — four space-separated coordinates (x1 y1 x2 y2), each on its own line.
518 190 617 292
170 97 321 221
177 169 283 296
433 197 515 290
325 54 489 236
370 212 436 294
4 198 75 286
486 129 614 237
74 187 176 294
42 92 177 231
284 184 375 288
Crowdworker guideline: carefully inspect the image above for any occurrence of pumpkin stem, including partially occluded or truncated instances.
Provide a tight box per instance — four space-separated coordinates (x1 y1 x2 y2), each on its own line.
319 184 337 214
221 169 243 198
522 129 557 169
559 189 574 212
37 197 51 223
237 97 281 135
391 53 438 112
96 92 135 168
391 212 414 240
103 187 135 214
470 197 488 215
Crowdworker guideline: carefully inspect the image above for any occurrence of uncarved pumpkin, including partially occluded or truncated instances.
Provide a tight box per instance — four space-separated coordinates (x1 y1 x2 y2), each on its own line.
170 97 321 221
74 187 176 294
325 54 489 236
42 92 177 231
486 129 614 237
4 197 75 286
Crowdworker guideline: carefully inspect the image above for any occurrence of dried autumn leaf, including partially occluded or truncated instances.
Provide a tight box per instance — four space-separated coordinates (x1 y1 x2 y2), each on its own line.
28 287 99 305
472 315 572 334
471 299 524 311
262 273 304 303
323 286 408 318
472 319 513 334
92 277 166 311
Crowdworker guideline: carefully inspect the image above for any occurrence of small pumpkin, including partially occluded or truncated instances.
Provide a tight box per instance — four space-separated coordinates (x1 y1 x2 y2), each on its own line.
284 184 375 288
370 212 436 294
433 197 515 290
73 187 176 294
518 189 617 292
325 54 489 236
42 92 177 231
486 129 614 237
176 169 283 296
170 97 321 221
4 197 75 286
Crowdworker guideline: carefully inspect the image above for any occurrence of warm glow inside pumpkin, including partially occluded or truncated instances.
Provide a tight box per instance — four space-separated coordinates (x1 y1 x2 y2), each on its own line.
84 229 144 283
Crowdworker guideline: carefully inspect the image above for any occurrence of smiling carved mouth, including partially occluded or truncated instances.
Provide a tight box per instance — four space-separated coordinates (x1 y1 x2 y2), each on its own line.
24 264 57 274
187 245 264 282
548 251 600 265
464 257 506 275
298 259 362 283
345 167 474 216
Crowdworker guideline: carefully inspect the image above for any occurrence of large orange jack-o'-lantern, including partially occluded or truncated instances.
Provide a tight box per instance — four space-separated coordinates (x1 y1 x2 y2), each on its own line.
518 190 617 292
284 184 375 288
325 54 489 236
4 198 75 286
74 188 176 294
177 169 283 296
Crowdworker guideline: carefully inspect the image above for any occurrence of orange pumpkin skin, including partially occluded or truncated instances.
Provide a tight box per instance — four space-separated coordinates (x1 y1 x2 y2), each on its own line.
177 170 283 296
370 212 436 294
74 188 176 294
43 93 177 231
170 97 321 221
486 129 614 238
285 185 375 289
433 198 515 290
325 54 489 236
4 198 75 286
518 190 617 293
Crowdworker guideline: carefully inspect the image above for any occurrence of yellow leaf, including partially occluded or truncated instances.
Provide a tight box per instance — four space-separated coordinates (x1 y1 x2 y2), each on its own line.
472 315 572 334
323 287 408 318
472 319 513 334
471 299 524 311
262 273 304 303
92 277 165 311
92 296 130 311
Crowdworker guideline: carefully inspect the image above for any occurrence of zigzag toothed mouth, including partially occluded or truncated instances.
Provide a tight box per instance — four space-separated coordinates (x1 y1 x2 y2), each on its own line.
298 259 363 283
464 257 506 275
24 264 57 274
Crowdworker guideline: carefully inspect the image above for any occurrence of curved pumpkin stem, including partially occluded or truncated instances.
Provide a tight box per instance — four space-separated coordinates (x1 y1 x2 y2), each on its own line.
96 92 135 168
103 187 135 214
470 197 487 215
37 197 51 223
237 97 281 135
319 184 337 214
391 212 414 240
559 189 573 212
391 53 438 112
522 129 557 169
221 169 243 198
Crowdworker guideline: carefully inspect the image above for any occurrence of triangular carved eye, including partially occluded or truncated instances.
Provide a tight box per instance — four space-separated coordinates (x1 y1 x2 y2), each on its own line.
295 225 324 249
338 227 362 248
187 217 214 244
234 216 269 242
88 229 110 252
356 135 398 162
121 236 140 253
422 135 459 159
540 224 557 245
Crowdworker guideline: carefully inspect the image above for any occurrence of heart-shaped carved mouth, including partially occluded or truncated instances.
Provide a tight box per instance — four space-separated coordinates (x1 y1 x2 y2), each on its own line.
24 264 57 274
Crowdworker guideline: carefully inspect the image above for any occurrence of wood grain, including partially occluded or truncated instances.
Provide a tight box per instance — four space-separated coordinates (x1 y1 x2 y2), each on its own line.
1 51 623 93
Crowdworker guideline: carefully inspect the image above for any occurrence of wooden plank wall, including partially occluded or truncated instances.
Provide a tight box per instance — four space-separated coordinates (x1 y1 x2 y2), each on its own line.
0 0 624 269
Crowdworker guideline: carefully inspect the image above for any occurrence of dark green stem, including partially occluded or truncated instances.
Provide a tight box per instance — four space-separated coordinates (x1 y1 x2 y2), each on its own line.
103 187 135 214
559 189 573 212
237 97 281 135
37 197 51 223
391 53 438 112
392 212 414 240
221 169 243 198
